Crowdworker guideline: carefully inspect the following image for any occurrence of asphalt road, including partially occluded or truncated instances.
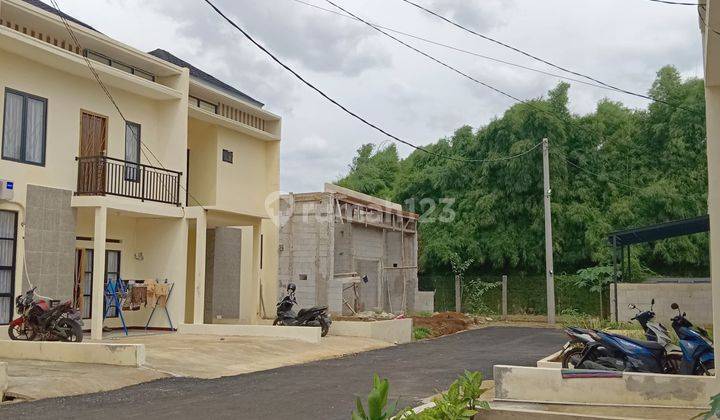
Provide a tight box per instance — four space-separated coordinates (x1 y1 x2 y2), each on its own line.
2 326 565 420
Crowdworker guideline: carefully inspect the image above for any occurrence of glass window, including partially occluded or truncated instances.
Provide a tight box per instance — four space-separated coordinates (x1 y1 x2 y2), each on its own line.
86 50 111 66
198 99 217 114
125 122 141 181
111 61 133 75
134 69 155 82
2 89 47 165
222 149 233 163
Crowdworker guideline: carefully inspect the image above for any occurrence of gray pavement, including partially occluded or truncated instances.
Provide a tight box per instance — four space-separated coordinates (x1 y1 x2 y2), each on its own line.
1 326 565 420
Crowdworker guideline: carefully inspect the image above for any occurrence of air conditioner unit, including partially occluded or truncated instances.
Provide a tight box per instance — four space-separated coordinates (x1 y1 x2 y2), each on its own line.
0 180 14 200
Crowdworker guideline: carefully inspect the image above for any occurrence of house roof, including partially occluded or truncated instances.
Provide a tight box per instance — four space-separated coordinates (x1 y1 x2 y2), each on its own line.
149 49 264 108
22 0 97 31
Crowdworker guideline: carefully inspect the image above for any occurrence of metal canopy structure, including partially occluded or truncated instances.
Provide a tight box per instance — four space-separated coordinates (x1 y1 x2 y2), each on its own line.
607 215 710 246
607 214 710 321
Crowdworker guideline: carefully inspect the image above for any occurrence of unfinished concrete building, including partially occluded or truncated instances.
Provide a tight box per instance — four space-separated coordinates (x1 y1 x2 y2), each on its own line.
279 184 434 315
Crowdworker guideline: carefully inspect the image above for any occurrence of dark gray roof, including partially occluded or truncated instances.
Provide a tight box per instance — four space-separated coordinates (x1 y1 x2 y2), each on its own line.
23 0 96 31
608 215 710 246
149 49 264 108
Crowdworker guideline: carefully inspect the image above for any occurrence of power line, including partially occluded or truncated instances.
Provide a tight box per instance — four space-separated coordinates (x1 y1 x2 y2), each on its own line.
48 0 204 210
203 0 542 164
550 148 647 192
398 0 697 113
698 5 720 37
287 0 613 92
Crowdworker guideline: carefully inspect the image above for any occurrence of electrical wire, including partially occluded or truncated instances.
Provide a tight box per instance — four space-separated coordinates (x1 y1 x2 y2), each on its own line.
398 0 697 113
203 0 543 164
550 148 647 192
49 0 206 210
698 5 720 37
287 0 613 92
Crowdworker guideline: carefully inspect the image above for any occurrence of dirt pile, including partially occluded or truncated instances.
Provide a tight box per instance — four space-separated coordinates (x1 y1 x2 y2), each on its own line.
412 312 476 337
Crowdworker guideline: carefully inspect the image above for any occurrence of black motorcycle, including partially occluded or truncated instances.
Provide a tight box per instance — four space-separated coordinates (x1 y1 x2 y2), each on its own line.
273 283 332 337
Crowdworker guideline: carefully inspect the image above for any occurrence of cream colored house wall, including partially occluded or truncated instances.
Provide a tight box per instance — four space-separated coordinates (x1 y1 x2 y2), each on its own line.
0 0 281 330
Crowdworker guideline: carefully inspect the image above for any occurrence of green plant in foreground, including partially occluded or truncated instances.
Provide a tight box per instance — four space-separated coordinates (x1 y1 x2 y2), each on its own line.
413 327 432 340
694 393 720 419
352 374 401 420
400 371 490 420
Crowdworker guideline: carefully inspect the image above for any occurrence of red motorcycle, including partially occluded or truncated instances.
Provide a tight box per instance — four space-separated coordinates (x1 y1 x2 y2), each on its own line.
8 287 83 342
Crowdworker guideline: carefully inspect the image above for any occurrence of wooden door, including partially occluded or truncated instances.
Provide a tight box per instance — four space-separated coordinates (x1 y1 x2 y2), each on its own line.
78 112 108 195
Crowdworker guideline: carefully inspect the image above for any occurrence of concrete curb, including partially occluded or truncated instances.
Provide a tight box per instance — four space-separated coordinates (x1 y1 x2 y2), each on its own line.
329 319 412 344
177 323 321 343
0 341 145 366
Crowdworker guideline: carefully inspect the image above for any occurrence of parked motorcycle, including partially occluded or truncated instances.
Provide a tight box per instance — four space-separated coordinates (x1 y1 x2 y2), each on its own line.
273 283 332 337
573 329 673 373
628 299 683 369
669 302 714 375
8 286 84 342
560 326 600 368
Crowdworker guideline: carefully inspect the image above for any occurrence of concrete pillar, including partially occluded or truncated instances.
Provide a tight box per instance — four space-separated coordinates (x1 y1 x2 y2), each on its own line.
238 226 255 323
91 206 107 341
193 211 207 324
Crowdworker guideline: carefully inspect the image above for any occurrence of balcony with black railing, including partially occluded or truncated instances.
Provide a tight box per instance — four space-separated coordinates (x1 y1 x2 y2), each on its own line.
76 156 182 206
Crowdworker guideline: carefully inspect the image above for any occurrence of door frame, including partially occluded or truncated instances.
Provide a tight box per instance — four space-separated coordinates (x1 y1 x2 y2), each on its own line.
0 210 18 324
78 109 109 158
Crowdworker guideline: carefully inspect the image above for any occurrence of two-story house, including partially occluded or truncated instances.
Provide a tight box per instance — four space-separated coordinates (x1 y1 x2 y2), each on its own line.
0 0 281 340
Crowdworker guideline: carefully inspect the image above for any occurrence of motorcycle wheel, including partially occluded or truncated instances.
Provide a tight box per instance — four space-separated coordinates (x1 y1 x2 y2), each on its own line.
56 318 83 342
695 361 715 376
8 324 36 341
319 317 330 337
561 347 584 369
273 318 284 326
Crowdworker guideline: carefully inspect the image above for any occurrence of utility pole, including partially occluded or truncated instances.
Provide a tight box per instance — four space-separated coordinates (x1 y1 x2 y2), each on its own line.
542 138 556 324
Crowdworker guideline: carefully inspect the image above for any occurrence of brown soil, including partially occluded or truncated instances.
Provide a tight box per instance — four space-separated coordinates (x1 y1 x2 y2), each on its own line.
412 312 476 337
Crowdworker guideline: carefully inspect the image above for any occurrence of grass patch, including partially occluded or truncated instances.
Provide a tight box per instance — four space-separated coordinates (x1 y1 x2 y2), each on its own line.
413 327 432 340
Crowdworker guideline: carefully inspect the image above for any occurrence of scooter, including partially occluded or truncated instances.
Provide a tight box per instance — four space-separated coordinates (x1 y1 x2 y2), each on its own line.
575 329 673 373
273 283 332 337
560 327 602 368
669 302 714 375
628 299 683 369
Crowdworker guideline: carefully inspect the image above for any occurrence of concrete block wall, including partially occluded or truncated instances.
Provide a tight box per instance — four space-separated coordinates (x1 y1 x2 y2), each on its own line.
24 185 76 300
278 195 334 308
211 227 242 320
611 282 712 325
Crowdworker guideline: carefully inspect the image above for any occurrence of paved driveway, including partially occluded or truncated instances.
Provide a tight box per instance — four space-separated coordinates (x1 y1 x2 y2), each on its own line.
1 326 565 420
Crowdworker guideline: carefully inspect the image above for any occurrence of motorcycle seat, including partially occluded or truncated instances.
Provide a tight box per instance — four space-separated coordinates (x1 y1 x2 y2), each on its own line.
298 306 327 317
611 334 665 351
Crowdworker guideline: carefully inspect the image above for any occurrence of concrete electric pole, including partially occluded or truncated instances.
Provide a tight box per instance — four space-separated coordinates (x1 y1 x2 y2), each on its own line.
542 138 556 324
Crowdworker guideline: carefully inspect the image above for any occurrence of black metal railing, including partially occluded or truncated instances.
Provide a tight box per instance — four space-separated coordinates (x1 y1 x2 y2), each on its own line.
76 156 182 206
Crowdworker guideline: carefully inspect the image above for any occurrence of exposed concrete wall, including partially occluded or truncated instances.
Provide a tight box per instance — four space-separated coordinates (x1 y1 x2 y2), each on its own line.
177 322 321 343
279 192 428 315
278 195 334 309
611 283 712 325
211 227 242 320
415 291 435 314
494 365 714 408
0 341 145 366
24 185 76 300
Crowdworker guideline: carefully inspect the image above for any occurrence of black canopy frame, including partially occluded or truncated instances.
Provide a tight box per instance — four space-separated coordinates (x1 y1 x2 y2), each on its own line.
606 215 710 321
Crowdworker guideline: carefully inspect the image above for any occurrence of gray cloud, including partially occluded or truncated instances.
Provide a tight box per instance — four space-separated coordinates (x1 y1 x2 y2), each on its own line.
52 0 703 193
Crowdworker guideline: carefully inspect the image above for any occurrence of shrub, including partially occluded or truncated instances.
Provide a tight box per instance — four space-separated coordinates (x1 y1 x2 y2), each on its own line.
413 327 432 340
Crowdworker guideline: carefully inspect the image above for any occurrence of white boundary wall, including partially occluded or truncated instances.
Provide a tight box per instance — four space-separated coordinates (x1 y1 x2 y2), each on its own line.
494 365 716 408
0 341 145 366
611 282 712 325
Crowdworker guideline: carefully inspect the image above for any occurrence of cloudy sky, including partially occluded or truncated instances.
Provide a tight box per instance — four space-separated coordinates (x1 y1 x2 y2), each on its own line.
52 0 703 192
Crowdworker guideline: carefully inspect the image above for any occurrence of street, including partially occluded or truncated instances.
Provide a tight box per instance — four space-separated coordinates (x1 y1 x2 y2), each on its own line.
0 326 565 420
